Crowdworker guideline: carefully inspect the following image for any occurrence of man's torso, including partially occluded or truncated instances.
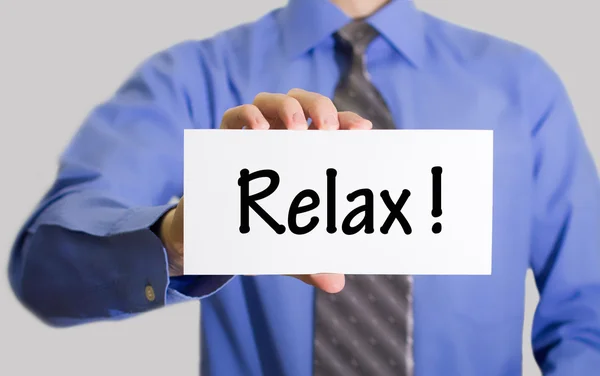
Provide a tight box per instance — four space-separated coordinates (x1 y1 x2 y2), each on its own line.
177 4 539 375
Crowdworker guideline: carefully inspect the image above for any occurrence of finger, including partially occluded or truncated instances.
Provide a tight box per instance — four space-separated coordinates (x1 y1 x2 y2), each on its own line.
220 104 270 130
291 273 345 293
287 88 339 130
337 111 373 130
253 92 308 130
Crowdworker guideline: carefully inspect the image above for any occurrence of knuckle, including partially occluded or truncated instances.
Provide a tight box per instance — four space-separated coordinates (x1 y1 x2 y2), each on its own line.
281 96 301 110
221 107 237 120
238 104 257 116
253 92 270 103
346 111 362 119
314 96 335 109
286 87 304 96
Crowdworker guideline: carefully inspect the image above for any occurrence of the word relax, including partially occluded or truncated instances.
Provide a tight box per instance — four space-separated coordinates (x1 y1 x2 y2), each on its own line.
238 168 412 235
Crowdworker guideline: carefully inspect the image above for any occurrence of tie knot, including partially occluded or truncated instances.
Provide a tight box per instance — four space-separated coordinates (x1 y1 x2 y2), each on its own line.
335 21 380 54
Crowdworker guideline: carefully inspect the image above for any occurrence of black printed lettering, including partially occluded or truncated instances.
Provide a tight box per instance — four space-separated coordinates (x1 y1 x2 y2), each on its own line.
238 168 286 234
342 189 374 235
380 189 412 235
288 189 320 235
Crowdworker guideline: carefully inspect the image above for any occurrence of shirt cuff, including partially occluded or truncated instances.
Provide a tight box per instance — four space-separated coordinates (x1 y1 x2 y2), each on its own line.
117 205 235 304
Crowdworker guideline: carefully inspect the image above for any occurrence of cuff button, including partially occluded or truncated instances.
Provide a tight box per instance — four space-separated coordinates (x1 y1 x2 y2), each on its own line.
145 285 156 302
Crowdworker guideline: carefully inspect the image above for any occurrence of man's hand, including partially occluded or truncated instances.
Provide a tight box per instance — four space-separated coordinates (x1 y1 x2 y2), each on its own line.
159 89 373 293
221 89 372 131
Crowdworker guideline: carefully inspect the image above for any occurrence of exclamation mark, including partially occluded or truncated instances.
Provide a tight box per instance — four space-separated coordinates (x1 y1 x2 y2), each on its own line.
431 166 443 234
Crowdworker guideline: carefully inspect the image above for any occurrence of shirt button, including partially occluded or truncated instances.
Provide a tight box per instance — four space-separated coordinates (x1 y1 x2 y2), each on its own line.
145 285 156 302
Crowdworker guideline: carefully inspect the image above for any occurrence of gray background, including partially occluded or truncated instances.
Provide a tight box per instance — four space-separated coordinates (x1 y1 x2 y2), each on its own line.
0 1 598 375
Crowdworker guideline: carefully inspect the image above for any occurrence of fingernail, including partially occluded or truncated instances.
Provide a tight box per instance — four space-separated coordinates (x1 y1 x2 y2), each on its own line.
255 117 269 129
292 112 307 128
330 277 345 292
323 114 339 129
332 282 344 293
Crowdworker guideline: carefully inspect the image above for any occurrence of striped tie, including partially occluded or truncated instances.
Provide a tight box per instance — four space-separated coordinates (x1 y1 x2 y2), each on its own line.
312 21 414 376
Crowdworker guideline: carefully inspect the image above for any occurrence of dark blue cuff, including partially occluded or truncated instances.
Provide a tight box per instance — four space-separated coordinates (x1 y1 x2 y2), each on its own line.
121 205 235 303
18 202 234 327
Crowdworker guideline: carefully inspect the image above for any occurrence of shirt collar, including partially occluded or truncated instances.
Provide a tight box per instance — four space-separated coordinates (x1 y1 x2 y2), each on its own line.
278 0 426 67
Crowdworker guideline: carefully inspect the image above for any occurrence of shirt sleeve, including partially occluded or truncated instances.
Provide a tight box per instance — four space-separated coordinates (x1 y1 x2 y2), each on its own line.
7 42 234 327
525 53 600 374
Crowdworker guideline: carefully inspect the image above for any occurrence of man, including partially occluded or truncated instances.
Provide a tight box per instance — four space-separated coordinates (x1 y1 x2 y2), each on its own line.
8 0 600 375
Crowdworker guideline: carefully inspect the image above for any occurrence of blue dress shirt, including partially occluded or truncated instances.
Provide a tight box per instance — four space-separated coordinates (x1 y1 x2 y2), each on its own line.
8 0 600 375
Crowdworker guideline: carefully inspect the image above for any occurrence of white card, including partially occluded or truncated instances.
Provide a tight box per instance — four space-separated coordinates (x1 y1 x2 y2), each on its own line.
183 129 493 275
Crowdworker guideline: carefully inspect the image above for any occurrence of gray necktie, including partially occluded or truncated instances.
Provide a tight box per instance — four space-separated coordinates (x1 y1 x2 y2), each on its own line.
312 21 414 376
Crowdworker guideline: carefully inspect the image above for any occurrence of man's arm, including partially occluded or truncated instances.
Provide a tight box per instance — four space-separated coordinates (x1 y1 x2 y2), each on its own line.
7 42 232 327
526 53 600 374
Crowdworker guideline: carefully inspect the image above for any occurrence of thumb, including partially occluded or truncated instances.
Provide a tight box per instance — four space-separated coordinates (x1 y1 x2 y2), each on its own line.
291 273 345 294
